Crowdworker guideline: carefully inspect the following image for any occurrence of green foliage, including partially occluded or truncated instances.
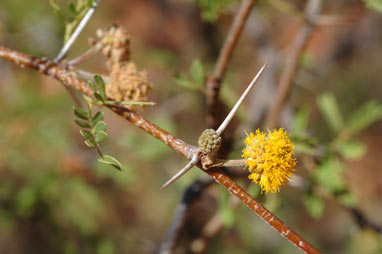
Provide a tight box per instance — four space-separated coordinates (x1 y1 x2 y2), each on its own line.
0 77 120 252
94 75 107 102
194 0 237 21
346 100 382 135
337 192 356 207
98 155 122 171
73 103 123 171
291 104 311 134
97 239 115 254
317 92 344 134
314 157 345 193
16 185 38 217
175 59 205 91
338 140 367 160
317 93 381 137
291 105 319 156
293 94 381 220
362 0 382 12
73 76 123 170
89 75 107 104
304 193 325 219
60 178 104 235
93 121 107 133
75 74 154 170
190 59 205 86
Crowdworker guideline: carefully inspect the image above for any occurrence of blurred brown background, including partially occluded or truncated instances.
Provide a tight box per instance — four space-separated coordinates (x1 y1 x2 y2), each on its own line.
0 0 381 253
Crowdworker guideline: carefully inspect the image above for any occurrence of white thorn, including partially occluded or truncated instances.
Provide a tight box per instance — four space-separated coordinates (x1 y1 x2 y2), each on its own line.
161 154 200 189
216 63 267 136
54 0 101 61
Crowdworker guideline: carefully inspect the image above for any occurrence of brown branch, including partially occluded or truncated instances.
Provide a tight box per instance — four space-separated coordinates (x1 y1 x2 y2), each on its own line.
0 46 93 96
265 0 323 129
207 168 321 254
67 43 101 66
0 46 321 254
205 0 256 128
0 45 194 159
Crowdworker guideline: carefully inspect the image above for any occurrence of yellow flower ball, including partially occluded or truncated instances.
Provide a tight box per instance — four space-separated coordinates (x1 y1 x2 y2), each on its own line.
242 128 296 193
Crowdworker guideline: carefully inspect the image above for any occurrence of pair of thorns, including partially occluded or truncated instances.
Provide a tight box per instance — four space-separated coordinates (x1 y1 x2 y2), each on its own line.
161 63 267 189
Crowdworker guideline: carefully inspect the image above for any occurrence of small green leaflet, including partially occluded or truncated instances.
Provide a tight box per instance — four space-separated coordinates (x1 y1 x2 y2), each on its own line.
98 155 123 171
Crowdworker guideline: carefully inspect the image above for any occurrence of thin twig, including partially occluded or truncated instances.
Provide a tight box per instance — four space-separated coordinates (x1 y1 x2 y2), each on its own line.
189 193 241 254
0 46 321 254
350 208 382 234
205 0 256 128
55 0 101 61
67 43 102 65
265 0 323 129
159 179 213 254
74 69 110 83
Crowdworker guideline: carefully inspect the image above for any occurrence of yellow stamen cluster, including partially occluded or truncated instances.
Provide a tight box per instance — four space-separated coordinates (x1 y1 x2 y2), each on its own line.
242 128 296 193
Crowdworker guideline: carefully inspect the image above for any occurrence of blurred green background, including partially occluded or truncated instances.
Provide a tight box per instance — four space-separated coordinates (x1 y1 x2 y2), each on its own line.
0 0 381 253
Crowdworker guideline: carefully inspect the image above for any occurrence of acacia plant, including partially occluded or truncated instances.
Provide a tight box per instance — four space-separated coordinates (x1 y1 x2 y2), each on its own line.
0 0 381 253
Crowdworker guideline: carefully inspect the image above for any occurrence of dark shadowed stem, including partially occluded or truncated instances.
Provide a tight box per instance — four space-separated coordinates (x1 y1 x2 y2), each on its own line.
189 190 241 254
205 0 256 128
350 208 382 234
0 46 321 254
265 0 323 129
159 179 213 254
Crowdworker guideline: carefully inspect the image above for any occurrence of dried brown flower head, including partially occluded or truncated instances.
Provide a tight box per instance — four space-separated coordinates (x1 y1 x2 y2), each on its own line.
90 25 130 64
106 62 153 109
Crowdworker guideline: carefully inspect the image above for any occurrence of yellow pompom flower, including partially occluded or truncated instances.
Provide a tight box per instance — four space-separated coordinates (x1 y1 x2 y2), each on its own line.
242 128 296 193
